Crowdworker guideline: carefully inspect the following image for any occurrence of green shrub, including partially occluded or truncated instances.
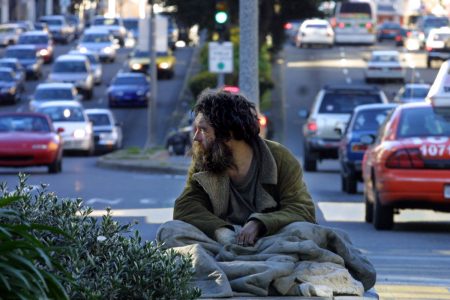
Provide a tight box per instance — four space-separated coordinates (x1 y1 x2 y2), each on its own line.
1 174 201 300
0 195 69 300
188 71 217 99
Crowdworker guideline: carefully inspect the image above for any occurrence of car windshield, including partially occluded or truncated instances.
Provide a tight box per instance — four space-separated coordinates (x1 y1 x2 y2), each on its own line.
41 19 62 26
88 113 111 126
371 55 398 63
402 87 429 99
382 23 401 29
5 49 36 59
424 18 449 29
113 76 147 85
53 61 87 73
38 106 85 122
0 27 15 33
305 24 327 29
123 19 138 30
0 71 14 81
0 115 50 132
0 62 17 70
398 107 450 138
34 88 74 101
351 108 392 132
94 18 119 26
81 33 111 43
18 35 48 44
319 92 382 114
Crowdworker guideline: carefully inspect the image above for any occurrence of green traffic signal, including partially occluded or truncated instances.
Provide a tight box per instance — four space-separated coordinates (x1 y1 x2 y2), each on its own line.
215 11 228 24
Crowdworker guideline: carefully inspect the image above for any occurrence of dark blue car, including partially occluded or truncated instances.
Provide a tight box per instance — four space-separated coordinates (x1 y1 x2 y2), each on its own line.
3 45 43 80
107 73 150 108
338 103 397 194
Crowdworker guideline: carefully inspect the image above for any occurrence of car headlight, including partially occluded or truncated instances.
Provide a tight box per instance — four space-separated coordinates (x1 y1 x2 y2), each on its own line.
39 49 49 56
131 63 142 70
159 62 170 69
103 47 112 54
79 47 88 53
73 129 86 138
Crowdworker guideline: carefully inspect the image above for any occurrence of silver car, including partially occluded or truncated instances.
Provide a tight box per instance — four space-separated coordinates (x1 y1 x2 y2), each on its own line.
302 85 388 171
0 24 23 46
69 50 102 85
48 54 94 99
77 28 117 63
85 108 123 153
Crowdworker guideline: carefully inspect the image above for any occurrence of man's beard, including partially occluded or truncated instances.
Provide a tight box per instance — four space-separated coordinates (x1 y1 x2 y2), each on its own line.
192 139 235 173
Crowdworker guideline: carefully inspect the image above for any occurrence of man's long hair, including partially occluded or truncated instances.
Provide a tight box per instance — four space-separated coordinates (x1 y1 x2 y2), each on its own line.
193 89 260 144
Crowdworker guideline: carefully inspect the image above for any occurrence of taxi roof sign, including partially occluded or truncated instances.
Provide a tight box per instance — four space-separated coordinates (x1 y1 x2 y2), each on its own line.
426 59 450 108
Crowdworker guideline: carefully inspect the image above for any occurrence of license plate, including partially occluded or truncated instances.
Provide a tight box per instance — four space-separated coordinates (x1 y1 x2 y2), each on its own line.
445 185 450 199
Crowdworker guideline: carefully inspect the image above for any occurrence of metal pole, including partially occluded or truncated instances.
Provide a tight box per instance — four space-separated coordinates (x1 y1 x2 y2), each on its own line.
145 1 158 149
239 0 259 110
217 73 225 88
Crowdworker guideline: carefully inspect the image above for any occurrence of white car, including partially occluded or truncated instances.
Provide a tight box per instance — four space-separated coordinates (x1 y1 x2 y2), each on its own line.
393 83 430 103
425 26 450 68
295 19 334 48
364 50 405 83
77 28 117 63
85 108 123 153
91 16 127 46
48 54 94 99
30 82 81 111
36 101 94 155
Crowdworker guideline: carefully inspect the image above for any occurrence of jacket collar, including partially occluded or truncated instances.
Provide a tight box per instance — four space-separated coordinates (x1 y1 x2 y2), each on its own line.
192 138 278 217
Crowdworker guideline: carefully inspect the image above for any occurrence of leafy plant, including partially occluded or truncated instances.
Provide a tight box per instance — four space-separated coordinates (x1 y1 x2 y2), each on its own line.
1 174 201 299
0 195 69 300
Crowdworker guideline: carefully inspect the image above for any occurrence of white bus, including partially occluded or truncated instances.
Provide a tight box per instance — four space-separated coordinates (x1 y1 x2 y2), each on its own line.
331 0 377 45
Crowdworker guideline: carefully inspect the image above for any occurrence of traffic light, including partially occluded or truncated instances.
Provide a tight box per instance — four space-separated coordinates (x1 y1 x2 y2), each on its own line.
214 1 229 41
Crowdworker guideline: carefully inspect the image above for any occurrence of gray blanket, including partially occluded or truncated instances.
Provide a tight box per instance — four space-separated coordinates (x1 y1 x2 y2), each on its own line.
156 221 376 298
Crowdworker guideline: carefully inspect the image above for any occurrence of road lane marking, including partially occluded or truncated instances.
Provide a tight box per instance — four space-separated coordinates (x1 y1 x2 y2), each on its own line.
287 59 365 68
342 68 348 75
89 207 173 224
318 202 450 222
375 284 450 299
86 198 122 205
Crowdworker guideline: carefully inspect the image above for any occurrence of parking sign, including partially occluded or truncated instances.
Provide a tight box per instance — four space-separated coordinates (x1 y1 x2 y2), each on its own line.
209 42 233 73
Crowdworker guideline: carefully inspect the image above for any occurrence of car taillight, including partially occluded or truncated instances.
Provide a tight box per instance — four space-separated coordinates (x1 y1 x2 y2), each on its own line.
306 120 318 132
407 31 412 37
284 23 292 30
338 22 345 29
365 22 372 29
385 148 424 169
351 143 368 152
395 35 402 41
426 46 432 52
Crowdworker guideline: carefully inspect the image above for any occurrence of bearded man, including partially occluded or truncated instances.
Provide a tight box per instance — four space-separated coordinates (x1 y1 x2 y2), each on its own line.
172 89 316 246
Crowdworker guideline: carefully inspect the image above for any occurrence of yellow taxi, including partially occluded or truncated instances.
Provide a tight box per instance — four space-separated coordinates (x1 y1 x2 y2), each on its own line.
128 49 176 79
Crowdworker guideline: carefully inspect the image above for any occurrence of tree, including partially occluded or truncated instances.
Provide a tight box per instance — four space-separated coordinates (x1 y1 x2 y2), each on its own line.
162 0 322 52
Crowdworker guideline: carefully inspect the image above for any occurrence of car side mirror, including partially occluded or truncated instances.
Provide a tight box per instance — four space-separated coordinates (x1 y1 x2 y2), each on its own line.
360 134 376 145
57 127 64 134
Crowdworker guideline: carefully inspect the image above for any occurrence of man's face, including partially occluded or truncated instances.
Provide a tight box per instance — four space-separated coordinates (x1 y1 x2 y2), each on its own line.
192 112 234 173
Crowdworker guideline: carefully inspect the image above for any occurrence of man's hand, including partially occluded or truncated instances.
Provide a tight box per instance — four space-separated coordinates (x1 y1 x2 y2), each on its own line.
236 220 264 246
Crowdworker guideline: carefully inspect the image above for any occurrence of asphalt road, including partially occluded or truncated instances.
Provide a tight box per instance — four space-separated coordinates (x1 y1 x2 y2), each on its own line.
1 39 450 298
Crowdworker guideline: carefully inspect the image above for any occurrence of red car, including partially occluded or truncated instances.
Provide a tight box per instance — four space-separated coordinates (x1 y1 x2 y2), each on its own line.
362 102 450 230
0 113 63 173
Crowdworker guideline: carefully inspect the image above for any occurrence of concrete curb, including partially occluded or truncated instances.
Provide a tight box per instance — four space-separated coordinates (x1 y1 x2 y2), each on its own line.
96 156 190 175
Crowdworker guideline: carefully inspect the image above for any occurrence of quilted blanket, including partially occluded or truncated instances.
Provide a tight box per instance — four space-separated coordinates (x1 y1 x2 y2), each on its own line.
156 221 376 298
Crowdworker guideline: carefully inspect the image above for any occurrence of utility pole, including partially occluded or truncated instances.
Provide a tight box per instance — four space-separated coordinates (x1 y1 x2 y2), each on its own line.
145 0 158 149
239 0 259 110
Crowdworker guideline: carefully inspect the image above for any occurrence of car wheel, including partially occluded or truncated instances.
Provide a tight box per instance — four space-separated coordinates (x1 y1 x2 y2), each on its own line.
344 173 357 194
86 89 93 100
303 148 317 172
373 179 393 230
427 59 432 68
364 190 373 223
48 157 62 174
365 77 371 83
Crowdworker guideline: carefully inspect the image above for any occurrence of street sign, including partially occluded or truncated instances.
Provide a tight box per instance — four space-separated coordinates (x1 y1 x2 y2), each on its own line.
209 42 233 73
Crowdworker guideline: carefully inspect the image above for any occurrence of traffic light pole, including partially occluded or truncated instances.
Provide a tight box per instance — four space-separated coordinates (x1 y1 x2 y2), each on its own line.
239 0 259 110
